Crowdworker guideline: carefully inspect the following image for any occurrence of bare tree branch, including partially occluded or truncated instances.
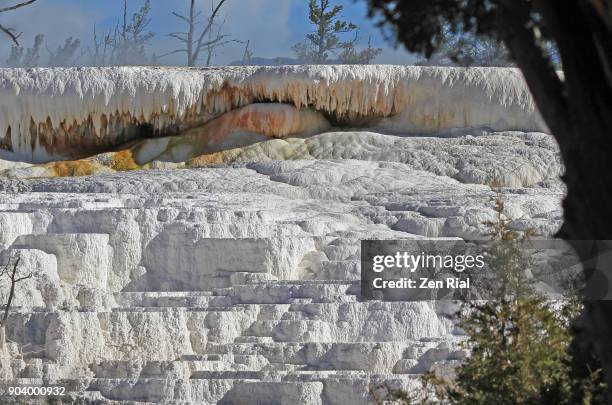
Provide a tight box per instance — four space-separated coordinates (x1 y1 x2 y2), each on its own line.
8 257 20 279
169 33 189 43
192 0 228 62
157 49 188 58
0 0 37 14
165 0 234 67
14 273 33 283
1 254 23 328
198 33 230 50
207 38 240 48
0 23 21 45
172 11 191 24
0 0 38 45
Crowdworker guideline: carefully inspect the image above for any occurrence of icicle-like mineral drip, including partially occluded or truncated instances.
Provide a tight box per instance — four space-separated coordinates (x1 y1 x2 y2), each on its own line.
0 65 547 162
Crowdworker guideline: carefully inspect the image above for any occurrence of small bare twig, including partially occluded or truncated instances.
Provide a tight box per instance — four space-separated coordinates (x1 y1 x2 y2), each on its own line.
157 49 188 58
0 23 21 45
8 340 44 360
0 0 38 45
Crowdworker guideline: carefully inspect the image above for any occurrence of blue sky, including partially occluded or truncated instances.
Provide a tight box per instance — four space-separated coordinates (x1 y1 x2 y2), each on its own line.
0 0 417 66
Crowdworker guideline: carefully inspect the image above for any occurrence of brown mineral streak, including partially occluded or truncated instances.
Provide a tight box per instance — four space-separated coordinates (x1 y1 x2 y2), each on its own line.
2 67 544 162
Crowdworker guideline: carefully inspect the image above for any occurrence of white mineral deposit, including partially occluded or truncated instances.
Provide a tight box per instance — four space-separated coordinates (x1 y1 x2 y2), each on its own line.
0 65 563 404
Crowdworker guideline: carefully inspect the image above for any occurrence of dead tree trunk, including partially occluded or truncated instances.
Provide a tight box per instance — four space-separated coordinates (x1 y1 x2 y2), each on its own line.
164 0 232 67
0 255 31 350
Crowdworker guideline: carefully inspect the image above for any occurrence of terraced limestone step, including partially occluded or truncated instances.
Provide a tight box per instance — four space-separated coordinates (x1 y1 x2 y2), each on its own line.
0 151 563 403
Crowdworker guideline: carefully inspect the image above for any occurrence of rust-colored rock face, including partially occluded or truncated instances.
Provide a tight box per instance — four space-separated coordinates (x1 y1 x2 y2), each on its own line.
188 103 330 141
18 108 215 162
131 104 330 164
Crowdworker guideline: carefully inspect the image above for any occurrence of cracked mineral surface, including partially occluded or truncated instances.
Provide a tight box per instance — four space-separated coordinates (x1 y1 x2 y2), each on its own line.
0 66 563 404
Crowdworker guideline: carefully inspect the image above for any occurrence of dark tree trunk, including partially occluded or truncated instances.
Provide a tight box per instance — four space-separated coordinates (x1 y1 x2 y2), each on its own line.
0 268 16 349
366 0 612 399
499 0 612 399
554 1 612 398
187 0 195 67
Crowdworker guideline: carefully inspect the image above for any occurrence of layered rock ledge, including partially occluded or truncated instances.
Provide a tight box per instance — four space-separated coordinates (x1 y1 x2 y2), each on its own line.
0 66 563 404
0 66 545 162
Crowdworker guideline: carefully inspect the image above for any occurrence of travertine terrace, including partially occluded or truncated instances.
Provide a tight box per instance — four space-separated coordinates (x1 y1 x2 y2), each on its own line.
0 66 563 404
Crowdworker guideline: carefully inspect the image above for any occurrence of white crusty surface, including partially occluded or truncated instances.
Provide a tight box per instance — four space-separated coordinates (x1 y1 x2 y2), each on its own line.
0 155 563 403
0 130 562 188
0 66 562 404
0 65 547 160
186 130 562 188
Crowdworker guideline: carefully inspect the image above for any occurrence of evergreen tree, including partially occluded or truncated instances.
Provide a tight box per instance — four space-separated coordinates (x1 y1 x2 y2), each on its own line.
88 0 154 66
293 0 358 64
365 2 612 391
47 37 81 67
111 0 154 65
371 187 606 404
338 36 382 65
5 33 43 67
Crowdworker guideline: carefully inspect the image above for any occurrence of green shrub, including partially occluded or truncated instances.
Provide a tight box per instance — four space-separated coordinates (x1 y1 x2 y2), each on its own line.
372 182 606 404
